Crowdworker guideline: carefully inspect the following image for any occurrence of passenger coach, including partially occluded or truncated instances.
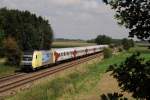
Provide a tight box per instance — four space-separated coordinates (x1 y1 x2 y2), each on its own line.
21 45 108 70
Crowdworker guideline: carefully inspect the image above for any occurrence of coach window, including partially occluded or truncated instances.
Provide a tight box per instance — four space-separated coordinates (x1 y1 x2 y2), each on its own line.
64 52 65 56
61 53 63 56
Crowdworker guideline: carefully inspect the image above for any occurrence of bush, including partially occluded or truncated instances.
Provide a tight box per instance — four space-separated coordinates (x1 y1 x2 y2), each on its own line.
113 52 150 99
3 36 22 65
118 47 123 52
121 38 134 50
95 35 112 45
103 48 112 59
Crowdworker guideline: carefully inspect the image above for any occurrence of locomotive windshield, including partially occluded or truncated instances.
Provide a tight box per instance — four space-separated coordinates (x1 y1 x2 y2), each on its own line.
23 52 33 61
22 56 32 61
21 52 33 66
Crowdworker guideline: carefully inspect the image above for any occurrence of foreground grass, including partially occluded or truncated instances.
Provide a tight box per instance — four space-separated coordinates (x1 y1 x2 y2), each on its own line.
7 52 130 100
0 58 18 77
5 46 150 100
129 46 150 60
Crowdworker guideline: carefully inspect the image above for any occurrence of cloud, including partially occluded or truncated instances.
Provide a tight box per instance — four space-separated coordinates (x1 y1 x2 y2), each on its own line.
0 0 128 40
51 0 81 6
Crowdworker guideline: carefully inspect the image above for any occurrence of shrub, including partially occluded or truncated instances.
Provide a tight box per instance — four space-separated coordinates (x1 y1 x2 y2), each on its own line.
118 47 123 52
113 52 150 99
121 38 134 51
3 36 22 65
103 48 112 59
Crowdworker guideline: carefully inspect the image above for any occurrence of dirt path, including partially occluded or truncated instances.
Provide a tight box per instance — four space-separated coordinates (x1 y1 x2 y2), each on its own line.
98 71 134 100
78 72 134 100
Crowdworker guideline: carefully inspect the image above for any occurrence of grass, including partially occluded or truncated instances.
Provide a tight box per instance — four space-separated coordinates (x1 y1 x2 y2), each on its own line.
129 46 150 60
5 46 150 100
0 58 18 77
52 41 95 48
7 52 130 100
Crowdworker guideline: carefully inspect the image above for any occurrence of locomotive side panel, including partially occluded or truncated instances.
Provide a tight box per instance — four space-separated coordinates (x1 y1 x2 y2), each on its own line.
32 50 53 69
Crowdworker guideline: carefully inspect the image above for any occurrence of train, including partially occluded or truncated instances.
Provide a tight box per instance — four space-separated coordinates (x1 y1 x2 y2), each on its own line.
21 45 108 70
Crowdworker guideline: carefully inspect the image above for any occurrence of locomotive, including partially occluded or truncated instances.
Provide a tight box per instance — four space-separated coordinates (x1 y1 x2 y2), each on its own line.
21 45 108 70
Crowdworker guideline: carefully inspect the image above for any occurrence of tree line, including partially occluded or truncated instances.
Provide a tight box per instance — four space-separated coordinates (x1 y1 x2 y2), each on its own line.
87 34 134 51
0 8 53 65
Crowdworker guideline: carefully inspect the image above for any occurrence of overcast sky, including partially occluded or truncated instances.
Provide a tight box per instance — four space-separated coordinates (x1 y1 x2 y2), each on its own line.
0 0 129 40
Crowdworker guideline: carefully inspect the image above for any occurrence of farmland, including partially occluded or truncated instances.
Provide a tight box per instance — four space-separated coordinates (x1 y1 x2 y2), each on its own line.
6 45 150 100
52 40 95 48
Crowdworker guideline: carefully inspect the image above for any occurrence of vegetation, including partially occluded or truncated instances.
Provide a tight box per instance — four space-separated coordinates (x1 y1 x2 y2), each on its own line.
88 35 134 50
52 41 95 48
103 0 150 43
0 8 53 65
103 48 112 58
121 38 134 50
7 49 138 100
3 45 149 100
3 36 22 65
112 52 150 99
0 58 18 77
95 35 112 45
102 0 150 99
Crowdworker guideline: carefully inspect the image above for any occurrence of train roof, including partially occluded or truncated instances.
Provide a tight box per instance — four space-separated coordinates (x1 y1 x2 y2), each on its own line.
52 45 108 53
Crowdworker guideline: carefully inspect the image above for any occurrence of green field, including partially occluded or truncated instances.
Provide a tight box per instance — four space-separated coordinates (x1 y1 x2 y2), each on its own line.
0 58 18 77
6 45 150 100
52 41 95 48
6 54 128 100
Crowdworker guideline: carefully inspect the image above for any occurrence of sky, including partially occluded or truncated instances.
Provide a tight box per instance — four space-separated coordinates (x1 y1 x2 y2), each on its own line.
0 0 129 40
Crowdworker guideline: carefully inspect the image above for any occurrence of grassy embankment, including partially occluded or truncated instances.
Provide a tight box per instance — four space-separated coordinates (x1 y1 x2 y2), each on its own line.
7 54 128 100
7 45 150 100
0 43 148 100
0 58 18 77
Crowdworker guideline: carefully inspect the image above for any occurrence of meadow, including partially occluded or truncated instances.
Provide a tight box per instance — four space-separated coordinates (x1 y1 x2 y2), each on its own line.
0 58 18 77
51 41 95 48
6 45 150 100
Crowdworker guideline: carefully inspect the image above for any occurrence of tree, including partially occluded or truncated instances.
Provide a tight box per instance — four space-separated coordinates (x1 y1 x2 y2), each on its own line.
121 38 134 50
113 53 150 99
95 35 112 44
103 48 112 58
102 1 150 99
0 8 53 65
3 36 21 65
0 30 5 57
103 0 150 43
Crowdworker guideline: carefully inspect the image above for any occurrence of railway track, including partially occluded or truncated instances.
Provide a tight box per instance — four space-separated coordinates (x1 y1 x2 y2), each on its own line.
0 73 27 84
0 53 103 95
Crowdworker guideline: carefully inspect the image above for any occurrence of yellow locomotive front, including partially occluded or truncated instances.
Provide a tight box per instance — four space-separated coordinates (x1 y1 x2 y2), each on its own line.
21 50 54 71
